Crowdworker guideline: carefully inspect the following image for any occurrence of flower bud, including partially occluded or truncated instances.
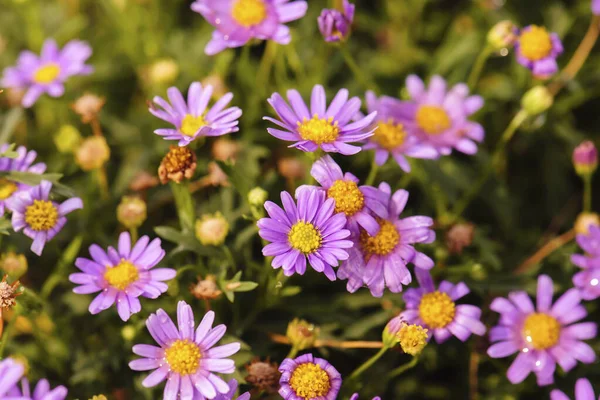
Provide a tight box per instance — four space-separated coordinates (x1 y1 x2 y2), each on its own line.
158 145 197 184
71 93 105 123
248 187 268 207
573 141 598 176
445 223 475 254
0 252 27 279
54 125 82 154
121 325 136 341
89 396 108 400
117 196 147 229
382 316 402 348
397 323 429 356
574 212 600 235
487 20 517 50
147 58 179 85
318 0 355 43
189 275 222 300
195 212 229 246
286 318 319 351
521 86 553 115
75 136 110 171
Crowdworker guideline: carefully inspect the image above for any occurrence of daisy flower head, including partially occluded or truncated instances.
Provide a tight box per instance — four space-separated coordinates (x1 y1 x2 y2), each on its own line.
0 358 24 397
265 84 377 155
257 189 353 281
0 144 47 216
361 91 438 172
296 155 388 236
149 82 242 147
337 182 435 297
380 75 485 156
1 39 93 108
399 268 486 343
571 224 600 300
551 378 598 400
6 378 68 400
191 0 308 55
318 0 355 43
211 380 250 400
278 353 342 400
515 25 564 79
487 274 597 386
7 180 83 256
129 301 241 400
69 231 174 321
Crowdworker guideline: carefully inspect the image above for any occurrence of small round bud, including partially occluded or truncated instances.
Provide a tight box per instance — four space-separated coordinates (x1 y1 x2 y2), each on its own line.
573 141 598 176
121 325 136 341
71 93 105 123
147 59 179 85
521 86 553 115
117 196 147 229
158 145 197 184
195 212 229 246
245 358 281 394
75 136 110 171
574 212 600 235
189 275 222 300
0 252 28 279
397 323 429 356
54 125 82 154
286 318 320 351
487 20 517 50
445 223 475 255
212 138 240 162
248 187 268 207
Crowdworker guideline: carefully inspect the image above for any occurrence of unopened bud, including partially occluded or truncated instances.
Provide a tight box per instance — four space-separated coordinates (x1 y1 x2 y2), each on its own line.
382 315 402 348
521 86 553 115
147 59 179 85
75 136 110 171
54 125 82 154
574 212 600 235
487 20 517 50
121 325 136 341
195 212 229 246
248 187 268 207
117 196 147 229
0 252 27 279
286 318 319 351
573 141 597 176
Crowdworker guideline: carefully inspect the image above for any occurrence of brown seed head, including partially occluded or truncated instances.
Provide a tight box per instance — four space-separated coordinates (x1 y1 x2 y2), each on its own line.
245 358 281 394
158 146 197 184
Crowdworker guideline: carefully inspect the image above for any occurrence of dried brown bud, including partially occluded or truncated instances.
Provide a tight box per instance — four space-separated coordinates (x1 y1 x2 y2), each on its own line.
445 223 475 254
129 171 159 192
245 358 281 394
0 275 21 309
212 138 240 162
189 275 222 300
277 157 306 180
158 146 197 184
71 93 106 123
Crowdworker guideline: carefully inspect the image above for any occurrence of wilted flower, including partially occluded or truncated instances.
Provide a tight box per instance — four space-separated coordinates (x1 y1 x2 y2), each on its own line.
487 274 596 386
1 39 93 107
279 354 342 400
286 318 320 351
515 25 563 78
117 196 147 229
7 180 83 256
318 0 355 42
190 275 222 300
129 301 241 399
0 252 28 279
574 212 600 235
265 84 377 155
487 20 517 50
158 145 197 184
150 82 242 146
212 137 240 161
258 189 352 280
277 157 306 180
551 378 597 400
69 232 174 321
571 224 600 300
75 136 110 171
54 125 82 153
0 358 25 397
397 323 429 355
7 377 68 400
445 223 475 254
146 58 179 85
195 212 229 246
0 275 21 309
71 93 105 123
248 187 268 207
246 358 281 394
572 141 597 176
129 171 159 192
521 86 553 115
191 0 308 55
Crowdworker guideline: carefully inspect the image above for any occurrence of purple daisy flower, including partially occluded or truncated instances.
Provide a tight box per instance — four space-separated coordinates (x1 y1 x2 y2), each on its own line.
265 84 377 155
515 25 564 78
6 378 68 400
397 269 486 343
0 144 47 216
594 0 600 15
361 91 438 172
0 358 24 397
571 224 600 300
380 75 484 156
1 39 92 108
296 155 388 236
69 231 174 321
210 380 250 400
149 82 242 147
337 182 435 297
350 394 382 400
318 0 355 42
257 189 353 281
129 301 241 400
6 180 83 256
191 0 308 55
487 274 597 386
278 354 342 400
551 378 598 400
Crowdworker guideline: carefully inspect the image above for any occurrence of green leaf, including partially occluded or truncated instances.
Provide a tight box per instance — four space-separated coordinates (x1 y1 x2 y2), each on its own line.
279 286 302 297
169 182 196 232
232 281 258 292
2 171 77 198
0 143 18 158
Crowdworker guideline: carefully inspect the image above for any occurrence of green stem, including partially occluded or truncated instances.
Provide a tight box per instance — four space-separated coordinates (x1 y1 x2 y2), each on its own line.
0 304 21 358
170 182 196 232
365 159 380 186
387 356 419 379
467 45 493 89
348 346 388 380
286 345 300 359
583 174 593 212
130 226 139 243
339 45 380 93
448 109 529 224
257 41 278 95
222 245 236 269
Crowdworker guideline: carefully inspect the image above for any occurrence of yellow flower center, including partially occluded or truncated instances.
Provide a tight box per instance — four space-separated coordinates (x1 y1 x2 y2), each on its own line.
397 323 429 356
24 200 58 231
418 291 456 329
373 119 407 150
360 219 399 258
0 179 18 200
104 260 139 291
522 312 561 350
326 180 364 216
415 105 451 135
297 115 340 145
180 114 207 137
288 221 322 254
289 362 331 399
231 0 267 27
33 63 61 84
519 26 553 61
164 339 201 376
